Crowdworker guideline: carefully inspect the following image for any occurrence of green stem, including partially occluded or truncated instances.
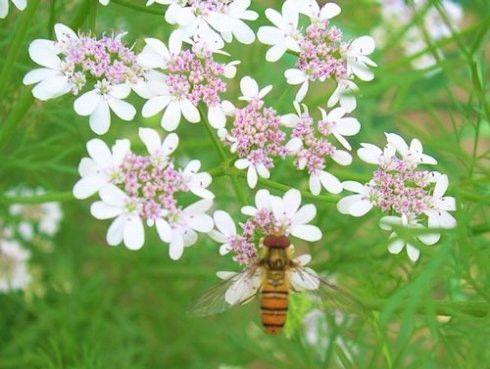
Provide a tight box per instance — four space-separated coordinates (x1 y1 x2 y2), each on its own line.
0 0 42 101
0 91 34 149
198 107 248 205
110 0 163 15
0 191 75 205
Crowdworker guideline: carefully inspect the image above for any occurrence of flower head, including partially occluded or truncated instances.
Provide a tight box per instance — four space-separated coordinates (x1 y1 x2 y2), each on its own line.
0 231 31 293
139 37 238 131
219 77 286 188
337 133 456 261
24 24 145 134
211 189 322 266
76 128 214 258
283 103 360 195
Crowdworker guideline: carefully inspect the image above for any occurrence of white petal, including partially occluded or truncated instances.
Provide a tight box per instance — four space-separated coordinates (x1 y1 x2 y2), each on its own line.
285 69 307 85
433 174 449 198
74 90 102 116
142 96 171 117
99 185 127 207
106 216 124 246
309 174 321 196
86 138 112 167
234 158 250 170
406 244 420 262
188 213 214 233
28 40 61 69
337 194 364 215
123 215 145 250
342 181 366 194
385 133 408 156
54 23 77 43
291 224 322 242
73 176 106 199
23 68 59 85
155 218 172 243
107 97 136 121
387 239 405 254
169 235 184 260
240 76 259 98
265 43 287 62
319 171 342 194
138 127 161 155
89 101 111 135
180 99 200 123
283 189 301 215
213 210 236 237
90 201 121 220
208 105 226 129
350 36 376 55
247 165 258 188
161 132 179 155
332 150 352 166
358 143 382 164
161 101 181 131
292 204 316 225
320 3 341 19
257 26 283 45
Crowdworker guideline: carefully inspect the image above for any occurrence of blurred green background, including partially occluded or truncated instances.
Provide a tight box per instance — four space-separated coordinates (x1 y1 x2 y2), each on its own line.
0 0 489 368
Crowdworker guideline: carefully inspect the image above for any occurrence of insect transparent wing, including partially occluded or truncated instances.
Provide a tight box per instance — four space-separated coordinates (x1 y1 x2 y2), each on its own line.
189 266 262 317
289 265 364 315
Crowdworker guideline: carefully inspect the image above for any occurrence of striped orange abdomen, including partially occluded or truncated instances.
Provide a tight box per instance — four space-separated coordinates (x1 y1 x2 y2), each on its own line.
260 270 289 335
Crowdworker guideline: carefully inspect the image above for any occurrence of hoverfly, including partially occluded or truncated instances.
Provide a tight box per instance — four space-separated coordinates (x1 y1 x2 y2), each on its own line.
191 234 360 335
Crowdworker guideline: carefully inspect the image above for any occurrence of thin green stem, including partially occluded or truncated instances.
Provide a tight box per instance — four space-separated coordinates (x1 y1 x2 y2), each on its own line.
0 191 75 205
0 0 42 101
110 0 163 15
198 107 248 205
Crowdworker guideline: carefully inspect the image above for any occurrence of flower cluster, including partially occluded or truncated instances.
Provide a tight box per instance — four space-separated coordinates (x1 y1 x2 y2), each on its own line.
147 0 258 48
373 0 463 71
138 38 238 131
24 24 148 135
0 0 26 19
337 133 456 261
210 189 322 266
219 77 289 188
0 228 30 293
7 187 63 242
258 1 376 106
283 103 361 195
73 127 214 259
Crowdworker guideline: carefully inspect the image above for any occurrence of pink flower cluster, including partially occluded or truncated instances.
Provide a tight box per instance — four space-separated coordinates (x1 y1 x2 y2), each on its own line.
291 113 336 174
117 153 188 223
367 159 434 218
297 20 348 82
188 0 230 13
58 33 144 94
226 99 287 169
166 48 227 106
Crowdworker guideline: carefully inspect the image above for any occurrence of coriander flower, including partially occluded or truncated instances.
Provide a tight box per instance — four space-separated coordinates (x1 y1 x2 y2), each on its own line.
337 133 456 261
148 0 258 47
99 0 109 5
139 37 238 131
8 187 63 241
283 103 359 195
210 188 322 266
259 3 376 104
25 23 146 135
257 2 301 62
0 226 31 293
219 76 287 188
0 0 26 19
73 138 130 199
78 128 214 258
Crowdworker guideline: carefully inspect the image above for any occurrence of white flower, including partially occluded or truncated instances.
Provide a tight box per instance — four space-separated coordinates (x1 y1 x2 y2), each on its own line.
8 188 63 240
357 141 396 166
425 173 457 231
155 199 214 260
235 158 269 189
0 239 31 293
0 0 26 19
297 1 341 22
90 185 145 251
385 133 437 167
99 0 109 5
327 79 359 113
238 76 272 102
308 170 343 196
344 36 377 81
319 107 361 151
23 24 78 100
284 68 310 102
241 189 273 217
210 210 238 255
138 127 179 166
337 181 373 217
73 138 130 199
180 160 214 199
379 215 436 262
270 189 323 242
73 81 136 135
139 38 201 131
151 0 258 48
257 2 301 62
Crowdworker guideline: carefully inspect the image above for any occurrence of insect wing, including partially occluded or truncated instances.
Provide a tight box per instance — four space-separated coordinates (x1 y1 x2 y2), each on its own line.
289 264 364 315
189 265 262 317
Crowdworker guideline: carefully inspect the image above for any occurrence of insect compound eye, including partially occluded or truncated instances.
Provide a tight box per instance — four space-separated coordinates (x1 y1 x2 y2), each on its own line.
263 235 290 248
